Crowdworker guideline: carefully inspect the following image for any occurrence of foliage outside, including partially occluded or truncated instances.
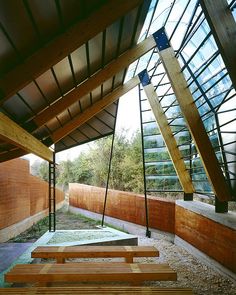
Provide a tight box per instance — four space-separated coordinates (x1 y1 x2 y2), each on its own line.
32 126 234 203
32 129 144 193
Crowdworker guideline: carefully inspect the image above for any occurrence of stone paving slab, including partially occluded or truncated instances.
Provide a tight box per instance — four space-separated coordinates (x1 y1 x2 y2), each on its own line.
0 243 32 273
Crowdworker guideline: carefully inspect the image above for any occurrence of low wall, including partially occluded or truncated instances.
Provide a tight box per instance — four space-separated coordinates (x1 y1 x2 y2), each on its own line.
0 158 64 237
69 183 236 274
175 201 236 273
69 183 175 233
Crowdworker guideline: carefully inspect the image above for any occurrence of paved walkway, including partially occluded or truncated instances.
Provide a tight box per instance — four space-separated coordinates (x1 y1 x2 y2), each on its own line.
0 243 32 273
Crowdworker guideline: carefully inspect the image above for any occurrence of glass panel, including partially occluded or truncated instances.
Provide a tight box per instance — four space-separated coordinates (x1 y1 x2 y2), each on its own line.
143 122 160 136
146 175 182 191
133 0 236 198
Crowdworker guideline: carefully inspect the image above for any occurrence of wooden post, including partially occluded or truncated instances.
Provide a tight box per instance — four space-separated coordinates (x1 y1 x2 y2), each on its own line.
153 28 231 201
138 70 194 194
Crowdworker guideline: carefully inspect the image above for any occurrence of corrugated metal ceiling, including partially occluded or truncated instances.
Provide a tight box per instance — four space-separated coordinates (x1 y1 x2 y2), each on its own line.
0 0 151 159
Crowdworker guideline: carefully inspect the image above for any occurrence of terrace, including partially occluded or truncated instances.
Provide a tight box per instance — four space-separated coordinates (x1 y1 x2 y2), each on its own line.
0 0 235 294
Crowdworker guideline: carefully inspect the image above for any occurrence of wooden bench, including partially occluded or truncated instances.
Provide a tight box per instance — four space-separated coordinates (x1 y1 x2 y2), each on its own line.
31 246 159 263
5 263 177 286
0 286 193 294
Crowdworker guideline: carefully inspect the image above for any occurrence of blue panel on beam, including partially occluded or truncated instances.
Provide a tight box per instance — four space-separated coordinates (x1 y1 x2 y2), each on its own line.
138 69 150 86
153 27 170 51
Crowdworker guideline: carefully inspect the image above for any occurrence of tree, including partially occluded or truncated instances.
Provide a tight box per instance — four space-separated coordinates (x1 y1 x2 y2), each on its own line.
30 159 42 177
120 131 143 193
71 153 93 185
38 161 49 181
57 160 74 189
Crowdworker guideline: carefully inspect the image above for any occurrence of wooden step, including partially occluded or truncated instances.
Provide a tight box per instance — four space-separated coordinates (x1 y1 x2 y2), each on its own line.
5 263 177 285
0 286 193 294
31 246 159 263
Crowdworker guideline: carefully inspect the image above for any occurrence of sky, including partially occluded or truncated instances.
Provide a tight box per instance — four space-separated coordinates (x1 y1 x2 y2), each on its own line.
23 87 141 165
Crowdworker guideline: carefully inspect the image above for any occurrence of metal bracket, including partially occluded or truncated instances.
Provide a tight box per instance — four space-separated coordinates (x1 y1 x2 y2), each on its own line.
215 196 228 213
184 192 193 201
153 27 170 51
138 69 150 86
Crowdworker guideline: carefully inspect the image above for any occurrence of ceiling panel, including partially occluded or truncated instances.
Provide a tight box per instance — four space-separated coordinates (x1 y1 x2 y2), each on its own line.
0 0 151 160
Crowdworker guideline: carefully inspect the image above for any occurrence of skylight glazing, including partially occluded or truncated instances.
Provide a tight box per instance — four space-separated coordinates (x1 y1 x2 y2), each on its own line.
130 0 236 198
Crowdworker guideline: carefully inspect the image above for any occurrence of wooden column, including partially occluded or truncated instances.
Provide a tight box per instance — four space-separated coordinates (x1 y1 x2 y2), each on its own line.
153 28 231 201
200 0 236 89
138 70 194 194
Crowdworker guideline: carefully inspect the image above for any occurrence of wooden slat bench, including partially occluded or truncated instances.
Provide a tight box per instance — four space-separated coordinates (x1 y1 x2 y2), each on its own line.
31 246 159 263
5 263 177 286
0 286 193 294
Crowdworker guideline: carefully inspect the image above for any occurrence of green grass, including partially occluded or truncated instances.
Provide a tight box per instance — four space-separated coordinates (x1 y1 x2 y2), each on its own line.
8 209 129 243
67 211 129 233
8 216 49 242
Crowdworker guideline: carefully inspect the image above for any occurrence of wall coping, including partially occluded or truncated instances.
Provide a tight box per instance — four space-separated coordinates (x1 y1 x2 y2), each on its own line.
176 200 236 230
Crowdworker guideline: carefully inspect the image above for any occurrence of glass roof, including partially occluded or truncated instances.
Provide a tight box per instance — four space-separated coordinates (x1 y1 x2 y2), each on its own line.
125 0 236 198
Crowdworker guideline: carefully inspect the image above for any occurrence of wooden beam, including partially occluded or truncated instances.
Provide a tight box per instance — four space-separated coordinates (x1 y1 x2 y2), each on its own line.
0 0 145 103
200 0 236 89
0 113 53 162
154 29 231 201
138 70 194 194
51 77 140 143
0 149 27 163
33 36 156 128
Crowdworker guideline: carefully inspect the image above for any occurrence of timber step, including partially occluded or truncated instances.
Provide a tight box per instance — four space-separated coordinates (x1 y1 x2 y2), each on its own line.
5 263 177 285
0 287 193 294
31 246 159 263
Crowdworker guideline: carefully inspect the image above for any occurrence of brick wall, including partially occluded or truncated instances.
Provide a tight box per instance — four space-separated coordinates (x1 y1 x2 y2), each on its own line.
0 158 64 230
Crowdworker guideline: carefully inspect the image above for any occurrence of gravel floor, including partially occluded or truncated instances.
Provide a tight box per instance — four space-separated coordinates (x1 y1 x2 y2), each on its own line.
11 208 236 294
136 234 236 295
58 233 236 295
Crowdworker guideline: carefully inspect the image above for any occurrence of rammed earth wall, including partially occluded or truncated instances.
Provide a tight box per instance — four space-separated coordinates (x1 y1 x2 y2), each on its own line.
69 183 236 273
0 158 64 233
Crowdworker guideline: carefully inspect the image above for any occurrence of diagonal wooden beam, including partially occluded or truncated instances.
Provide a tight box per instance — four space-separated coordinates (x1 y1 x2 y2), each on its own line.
0 113 53 162
200 0 236 89
51 76 140 143
153 28 231 201
138 70 194 194
0 0 145 103
33 35 156 128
